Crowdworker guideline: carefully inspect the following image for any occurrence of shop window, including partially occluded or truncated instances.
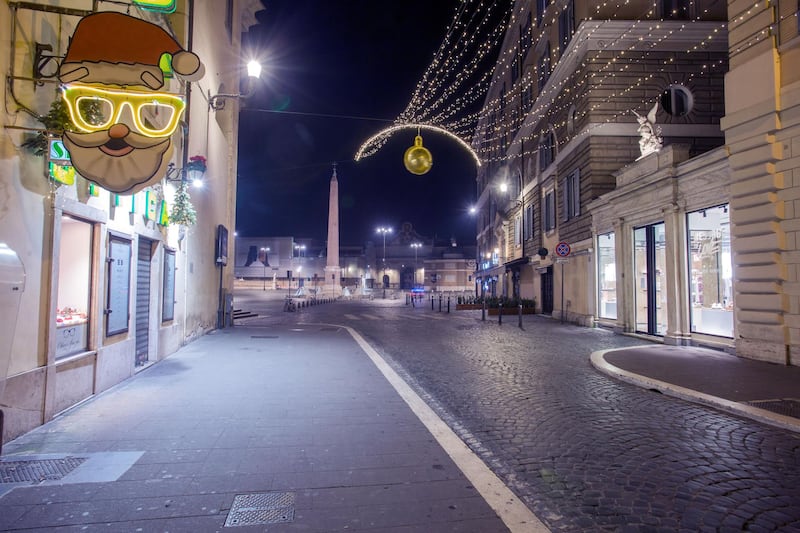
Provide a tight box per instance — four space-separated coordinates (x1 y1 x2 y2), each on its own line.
162 248 176 322
56 216 93 358
597 232 617 319
687 205 733 337
106 233 131 336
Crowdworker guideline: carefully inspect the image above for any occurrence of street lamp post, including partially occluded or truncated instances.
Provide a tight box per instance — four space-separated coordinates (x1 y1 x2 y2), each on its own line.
376 227 392 298
411 242 422 286
260 247 269 291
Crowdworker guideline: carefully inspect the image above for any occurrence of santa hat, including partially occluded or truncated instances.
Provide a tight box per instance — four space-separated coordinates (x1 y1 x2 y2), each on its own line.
59 12 202 90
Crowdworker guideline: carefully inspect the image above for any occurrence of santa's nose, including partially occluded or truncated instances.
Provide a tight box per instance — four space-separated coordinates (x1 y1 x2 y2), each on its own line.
109 124 129 139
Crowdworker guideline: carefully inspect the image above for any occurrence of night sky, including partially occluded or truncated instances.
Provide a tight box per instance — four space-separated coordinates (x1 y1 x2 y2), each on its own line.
236 0 478 246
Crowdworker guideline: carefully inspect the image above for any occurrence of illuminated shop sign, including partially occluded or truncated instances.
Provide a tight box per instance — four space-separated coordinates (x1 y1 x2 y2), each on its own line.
57 12 203 195
132 0 177 13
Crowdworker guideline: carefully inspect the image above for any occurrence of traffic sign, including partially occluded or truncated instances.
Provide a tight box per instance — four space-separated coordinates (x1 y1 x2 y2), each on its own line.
555 242 571 257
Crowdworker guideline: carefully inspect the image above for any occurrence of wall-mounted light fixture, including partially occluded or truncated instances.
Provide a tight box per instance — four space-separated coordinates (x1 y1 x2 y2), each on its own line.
165 161 205 188
209 60 262 111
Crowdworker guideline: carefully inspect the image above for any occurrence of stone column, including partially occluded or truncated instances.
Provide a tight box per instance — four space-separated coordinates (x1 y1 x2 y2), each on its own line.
721 2 797 364
324 165 342 297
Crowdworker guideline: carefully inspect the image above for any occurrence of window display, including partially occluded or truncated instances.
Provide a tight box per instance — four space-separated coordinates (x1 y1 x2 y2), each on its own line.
56 216 92 357
687 205 733 337
597 232 617 319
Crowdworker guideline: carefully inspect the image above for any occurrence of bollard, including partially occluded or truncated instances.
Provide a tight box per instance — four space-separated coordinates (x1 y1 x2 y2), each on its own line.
438 295 442 312
447 296 450 313
482 298 486 321
518 304 523 329
431 295 434 310
498 302 503 325
406 294 409 305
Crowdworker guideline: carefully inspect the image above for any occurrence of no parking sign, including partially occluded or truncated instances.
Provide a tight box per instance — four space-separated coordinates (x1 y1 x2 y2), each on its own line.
555 242 571 257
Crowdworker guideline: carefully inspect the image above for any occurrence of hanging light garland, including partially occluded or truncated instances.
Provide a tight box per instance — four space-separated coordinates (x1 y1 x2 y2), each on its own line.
356 0 729 168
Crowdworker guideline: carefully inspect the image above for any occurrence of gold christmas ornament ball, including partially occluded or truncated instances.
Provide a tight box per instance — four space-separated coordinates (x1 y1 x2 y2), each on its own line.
403 135 433 175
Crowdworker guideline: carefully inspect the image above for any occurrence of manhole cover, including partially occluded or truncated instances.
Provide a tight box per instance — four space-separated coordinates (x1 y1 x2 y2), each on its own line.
744 398 800 418
225 492 295 527
250 335 278 339
0 457 86 483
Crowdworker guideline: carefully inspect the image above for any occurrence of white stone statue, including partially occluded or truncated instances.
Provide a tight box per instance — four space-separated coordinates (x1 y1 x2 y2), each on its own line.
633 102 663 160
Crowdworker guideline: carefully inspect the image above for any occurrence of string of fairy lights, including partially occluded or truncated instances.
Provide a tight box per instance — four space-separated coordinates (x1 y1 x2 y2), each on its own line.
355 0 734 169
474 16 728 161
471 3 727 155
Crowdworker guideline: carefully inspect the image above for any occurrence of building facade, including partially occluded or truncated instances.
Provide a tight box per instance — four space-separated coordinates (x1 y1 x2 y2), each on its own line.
0 0 258 442
473 1 730 343
233 224 476 295
721 0 800 364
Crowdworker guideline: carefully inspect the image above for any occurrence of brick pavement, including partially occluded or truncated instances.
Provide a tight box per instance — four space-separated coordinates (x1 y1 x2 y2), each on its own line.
304 299 800 532
0 322 518 532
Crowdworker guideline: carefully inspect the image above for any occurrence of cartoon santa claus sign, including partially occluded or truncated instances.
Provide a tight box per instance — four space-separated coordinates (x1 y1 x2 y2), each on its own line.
58 12 203 194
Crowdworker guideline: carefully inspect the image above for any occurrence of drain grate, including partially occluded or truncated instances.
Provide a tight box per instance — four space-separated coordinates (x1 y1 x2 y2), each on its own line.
250 335 279 339
225 492 295 527
744 398 800 418
0 457 86 484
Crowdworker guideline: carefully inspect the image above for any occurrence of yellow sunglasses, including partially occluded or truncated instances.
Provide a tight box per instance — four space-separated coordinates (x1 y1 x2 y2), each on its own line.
61 84 186 137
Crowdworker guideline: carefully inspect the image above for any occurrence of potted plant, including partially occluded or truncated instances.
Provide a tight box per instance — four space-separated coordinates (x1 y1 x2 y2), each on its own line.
186 155 207 172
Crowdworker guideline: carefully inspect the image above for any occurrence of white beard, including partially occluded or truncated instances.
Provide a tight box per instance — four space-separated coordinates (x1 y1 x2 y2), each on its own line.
63 130 173 195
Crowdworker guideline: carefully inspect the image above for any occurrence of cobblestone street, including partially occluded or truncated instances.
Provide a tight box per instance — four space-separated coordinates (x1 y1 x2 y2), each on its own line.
275 295 800 532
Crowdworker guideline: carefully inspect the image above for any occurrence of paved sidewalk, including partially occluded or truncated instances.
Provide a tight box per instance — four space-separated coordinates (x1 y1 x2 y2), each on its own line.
0 324 529 532
592 344 800 433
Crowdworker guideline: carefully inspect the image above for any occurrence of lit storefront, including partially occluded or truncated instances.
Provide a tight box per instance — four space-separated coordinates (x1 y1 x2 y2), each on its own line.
56 216 93 358
590 145 732 346
687 204 732 337
597 232 617 320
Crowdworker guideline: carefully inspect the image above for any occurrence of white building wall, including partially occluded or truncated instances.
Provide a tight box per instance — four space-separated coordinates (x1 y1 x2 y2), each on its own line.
0 0 256 442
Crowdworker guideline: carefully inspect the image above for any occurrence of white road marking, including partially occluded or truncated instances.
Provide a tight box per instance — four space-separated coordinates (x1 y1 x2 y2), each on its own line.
340 325 549 533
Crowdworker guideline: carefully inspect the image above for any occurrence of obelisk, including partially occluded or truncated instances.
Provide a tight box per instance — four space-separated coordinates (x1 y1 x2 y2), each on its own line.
324 164 342 296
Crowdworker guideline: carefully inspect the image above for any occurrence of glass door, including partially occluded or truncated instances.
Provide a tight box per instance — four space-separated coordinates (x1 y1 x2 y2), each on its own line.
634 223 667 335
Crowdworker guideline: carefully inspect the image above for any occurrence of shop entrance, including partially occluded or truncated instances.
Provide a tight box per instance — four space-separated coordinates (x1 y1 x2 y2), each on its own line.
135 238 153 366
634 223 667 335
540 266 553 315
